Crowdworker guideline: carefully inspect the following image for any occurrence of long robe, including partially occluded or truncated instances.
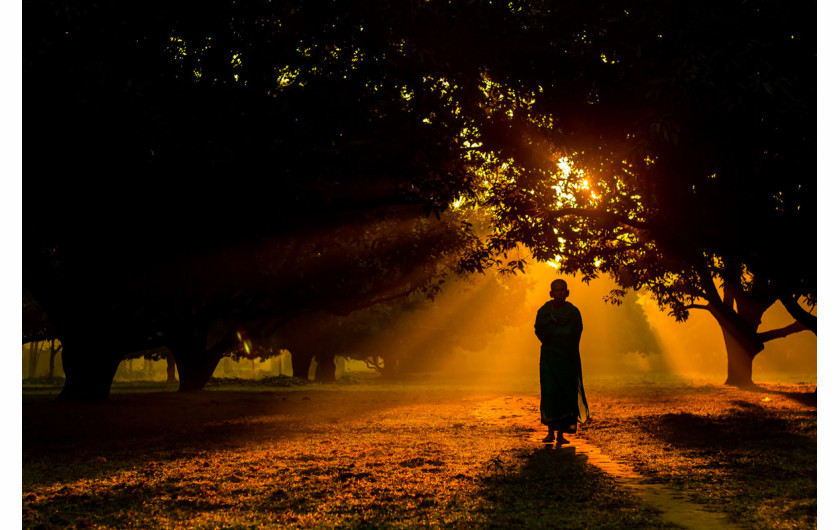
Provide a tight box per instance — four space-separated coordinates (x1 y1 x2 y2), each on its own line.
534 300 590 432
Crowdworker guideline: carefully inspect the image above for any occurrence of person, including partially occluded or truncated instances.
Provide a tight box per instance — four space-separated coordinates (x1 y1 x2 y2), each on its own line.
534 279 590 444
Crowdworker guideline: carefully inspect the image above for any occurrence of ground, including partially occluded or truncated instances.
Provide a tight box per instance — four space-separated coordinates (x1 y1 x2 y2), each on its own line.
22 374 816 529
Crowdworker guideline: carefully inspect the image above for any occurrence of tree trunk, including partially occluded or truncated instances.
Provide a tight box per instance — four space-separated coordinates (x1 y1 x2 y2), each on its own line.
335 355 345 378
165 352 178 383
58 342 123 400
382 353 399 379
48 339 61 379
169 325 234 392
720 326 761 387
707 284 767 388
28 341 40 379
314 352 336 383
291 350 315 380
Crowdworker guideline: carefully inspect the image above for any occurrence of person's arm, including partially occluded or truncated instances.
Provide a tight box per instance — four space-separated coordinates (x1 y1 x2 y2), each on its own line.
572 308 583 343
534 308 555 343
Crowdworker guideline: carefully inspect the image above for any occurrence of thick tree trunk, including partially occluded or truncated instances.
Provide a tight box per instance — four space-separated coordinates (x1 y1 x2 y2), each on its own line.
58 342 123 400
708 283 767 388
165 353 178 383
291 350 315 380
175 353 222 391
721 327 761 387
170 326 234 392
314 352 336 383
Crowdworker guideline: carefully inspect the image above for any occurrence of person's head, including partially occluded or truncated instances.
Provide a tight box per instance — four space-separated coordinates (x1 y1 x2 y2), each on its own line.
550 279 569 302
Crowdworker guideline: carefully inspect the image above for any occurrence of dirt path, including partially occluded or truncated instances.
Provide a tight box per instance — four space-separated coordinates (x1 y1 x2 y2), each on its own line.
473 395 743 530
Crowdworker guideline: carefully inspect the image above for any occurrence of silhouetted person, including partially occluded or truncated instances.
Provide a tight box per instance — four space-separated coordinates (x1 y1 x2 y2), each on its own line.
534 279 590 444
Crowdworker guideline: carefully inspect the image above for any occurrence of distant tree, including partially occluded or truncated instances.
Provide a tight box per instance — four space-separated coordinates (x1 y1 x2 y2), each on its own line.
330 269 535 378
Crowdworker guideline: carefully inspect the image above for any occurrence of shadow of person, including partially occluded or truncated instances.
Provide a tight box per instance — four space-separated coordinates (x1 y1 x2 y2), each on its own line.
555 443 576 456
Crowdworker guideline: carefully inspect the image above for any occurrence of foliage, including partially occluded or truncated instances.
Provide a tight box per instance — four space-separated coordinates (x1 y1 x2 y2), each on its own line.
451 1 814 329
24 0 491 394
421 1 815 382
24 0 814 394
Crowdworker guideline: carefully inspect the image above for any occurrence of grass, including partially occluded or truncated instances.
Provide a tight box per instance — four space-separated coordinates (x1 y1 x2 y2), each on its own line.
22 376 815 529
576 381 817 529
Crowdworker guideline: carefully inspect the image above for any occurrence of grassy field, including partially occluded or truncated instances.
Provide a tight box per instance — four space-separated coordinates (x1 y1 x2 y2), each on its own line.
22 375 816 529
575 381 817 529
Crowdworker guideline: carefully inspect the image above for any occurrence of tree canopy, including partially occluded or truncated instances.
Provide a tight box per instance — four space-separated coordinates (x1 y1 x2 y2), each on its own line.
24 0 815 396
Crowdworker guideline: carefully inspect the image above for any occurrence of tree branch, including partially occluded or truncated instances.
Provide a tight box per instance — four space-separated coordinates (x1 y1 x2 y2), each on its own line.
778 295 817 335
541 208 651 230
364 356 384 373
685 304 710 311
597 242 646 256
757 321 808 343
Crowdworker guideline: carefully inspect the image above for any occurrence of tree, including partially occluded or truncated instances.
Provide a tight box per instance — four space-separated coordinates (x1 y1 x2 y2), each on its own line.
24 0 486 398
448 1 814 385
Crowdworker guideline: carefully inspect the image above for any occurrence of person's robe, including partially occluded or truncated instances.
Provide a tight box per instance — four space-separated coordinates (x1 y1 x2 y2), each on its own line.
534 300 590 432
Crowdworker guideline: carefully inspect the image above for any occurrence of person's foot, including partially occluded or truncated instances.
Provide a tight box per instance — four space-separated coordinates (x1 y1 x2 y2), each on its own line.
542 432 555 443
556 436 570 445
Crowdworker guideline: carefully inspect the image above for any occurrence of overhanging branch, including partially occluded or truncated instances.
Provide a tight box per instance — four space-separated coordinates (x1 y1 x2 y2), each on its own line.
778 295 817 335
757 321 808 343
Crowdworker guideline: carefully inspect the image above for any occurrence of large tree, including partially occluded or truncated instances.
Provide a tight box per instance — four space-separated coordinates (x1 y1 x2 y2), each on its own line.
450 1 815 385
24 0 485 398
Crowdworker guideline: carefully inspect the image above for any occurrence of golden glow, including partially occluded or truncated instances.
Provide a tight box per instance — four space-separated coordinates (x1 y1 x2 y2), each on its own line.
556 158 573 177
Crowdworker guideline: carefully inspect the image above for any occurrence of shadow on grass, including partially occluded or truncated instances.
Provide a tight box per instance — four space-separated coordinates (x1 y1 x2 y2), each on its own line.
475 444 677 529
23 388 439 486
635 399 817 515
639 397 814 453
740 384 817 408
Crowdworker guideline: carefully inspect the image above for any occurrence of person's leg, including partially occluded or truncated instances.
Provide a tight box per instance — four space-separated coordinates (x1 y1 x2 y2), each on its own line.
542 427 555 443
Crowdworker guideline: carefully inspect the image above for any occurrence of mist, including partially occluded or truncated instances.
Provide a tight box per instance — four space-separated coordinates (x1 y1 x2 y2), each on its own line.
425 263 816 385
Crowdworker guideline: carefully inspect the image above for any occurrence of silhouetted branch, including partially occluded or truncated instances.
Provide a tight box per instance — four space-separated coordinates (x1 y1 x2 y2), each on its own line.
364 356 384 373
778 295 817 335
597 242 646 256
757 321 808 343
542 208 651 230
